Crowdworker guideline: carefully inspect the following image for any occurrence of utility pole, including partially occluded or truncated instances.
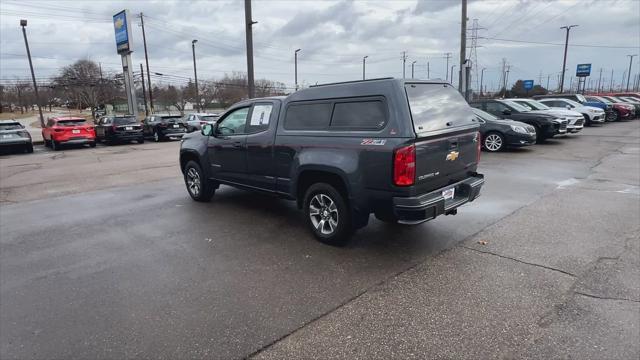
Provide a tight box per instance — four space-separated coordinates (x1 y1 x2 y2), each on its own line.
546 74 550 90
505 65 511 90
569 75 573 92
19 20 44 127
295 48 301 91
626 54 637 91
480 67 486 97
244 0 256 98
620 71 626 91
444 52 451 81
411 60 417 78
459 0 467 93
362 55 368 80
139 13 154 113
402 51 407 79
610 70 615 92
559 24 578 93
538 71 543 85
191 40 199 112
140 63 148 115
597 68 603 93
450 65 456 87
427 60 430 78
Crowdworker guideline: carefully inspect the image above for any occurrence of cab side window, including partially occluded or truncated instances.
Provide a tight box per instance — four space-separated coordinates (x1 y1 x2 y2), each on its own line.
217 107 250 135
485 102 508 116
247 103 273 134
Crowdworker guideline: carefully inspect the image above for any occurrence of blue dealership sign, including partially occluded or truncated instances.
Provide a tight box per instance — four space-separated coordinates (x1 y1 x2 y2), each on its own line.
113 10 131 54
523 80 534 90
576 63 591 77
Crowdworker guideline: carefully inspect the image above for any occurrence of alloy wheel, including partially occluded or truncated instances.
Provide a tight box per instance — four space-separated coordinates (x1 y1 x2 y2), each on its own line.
484 134 503 152
186 167 201 197
309 193 339 235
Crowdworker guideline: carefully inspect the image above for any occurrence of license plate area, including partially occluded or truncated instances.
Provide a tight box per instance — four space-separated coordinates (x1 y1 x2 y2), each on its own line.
125 126 133 130
72 129 80 134
172 124 179 128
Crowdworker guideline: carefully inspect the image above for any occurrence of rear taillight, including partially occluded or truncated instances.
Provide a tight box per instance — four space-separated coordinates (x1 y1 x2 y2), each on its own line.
476 131 481 164
18 130 30 138
393 144 415 186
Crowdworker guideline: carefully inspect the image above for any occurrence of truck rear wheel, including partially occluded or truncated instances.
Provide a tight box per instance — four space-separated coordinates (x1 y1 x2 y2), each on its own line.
303 183 352 246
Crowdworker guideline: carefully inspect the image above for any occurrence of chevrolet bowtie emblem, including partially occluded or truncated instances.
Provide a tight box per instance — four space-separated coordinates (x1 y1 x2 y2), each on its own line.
446 151 459 161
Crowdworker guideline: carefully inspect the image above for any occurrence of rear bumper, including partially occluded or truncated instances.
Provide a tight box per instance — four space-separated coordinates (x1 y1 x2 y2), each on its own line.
392 174 484 225
110 132 144 141
160 130 186 138
0 138 31 146
59 137 94 144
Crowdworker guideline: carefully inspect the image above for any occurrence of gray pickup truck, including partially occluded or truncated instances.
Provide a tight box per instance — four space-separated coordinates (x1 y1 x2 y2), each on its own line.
179 78 484 245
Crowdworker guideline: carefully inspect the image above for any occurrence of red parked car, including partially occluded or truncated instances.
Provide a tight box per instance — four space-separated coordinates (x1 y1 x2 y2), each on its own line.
42 116 96 151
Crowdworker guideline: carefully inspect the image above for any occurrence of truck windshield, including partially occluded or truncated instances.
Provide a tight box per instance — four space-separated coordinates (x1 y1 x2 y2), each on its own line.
405 83 476 133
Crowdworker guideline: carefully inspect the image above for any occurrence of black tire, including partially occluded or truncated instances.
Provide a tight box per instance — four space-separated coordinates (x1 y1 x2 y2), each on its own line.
303 182 352 246
183 160 215 202
483 132 504 152
25 144 34 153
43 137 50 147
582 114 591 126
153 130 162 142
137 138 144 144
534 126 546 144
51 140 60 151
615 110 621 122
89 141 96 148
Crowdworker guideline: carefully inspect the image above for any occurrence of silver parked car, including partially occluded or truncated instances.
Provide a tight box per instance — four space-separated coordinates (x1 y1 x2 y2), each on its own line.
537 98 606 126
509 98 584 133
0 120 33 153
184 113 220 132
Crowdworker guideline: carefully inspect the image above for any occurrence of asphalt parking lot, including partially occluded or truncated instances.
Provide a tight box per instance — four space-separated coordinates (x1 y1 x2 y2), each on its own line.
1 122 639 359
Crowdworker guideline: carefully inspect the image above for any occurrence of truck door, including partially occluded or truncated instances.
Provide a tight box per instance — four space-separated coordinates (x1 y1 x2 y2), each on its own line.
207 107 249 184
244 101 279 191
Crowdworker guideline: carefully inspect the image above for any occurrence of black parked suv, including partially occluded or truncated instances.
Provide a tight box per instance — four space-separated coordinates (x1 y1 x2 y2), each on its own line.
179 78 484 245
142 115 186 142
95 116 144 144
469 99 567 143
471 108 536 152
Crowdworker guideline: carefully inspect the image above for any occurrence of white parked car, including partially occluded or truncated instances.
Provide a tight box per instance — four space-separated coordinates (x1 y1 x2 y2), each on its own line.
536 98 606 126
509 98 584 133
184 113 220 132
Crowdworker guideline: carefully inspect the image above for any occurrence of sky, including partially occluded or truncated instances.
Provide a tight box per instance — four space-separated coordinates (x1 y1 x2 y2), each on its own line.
1 0 639 93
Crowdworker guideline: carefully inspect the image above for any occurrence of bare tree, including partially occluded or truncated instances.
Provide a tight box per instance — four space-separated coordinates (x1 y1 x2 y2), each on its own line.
55 60 102 110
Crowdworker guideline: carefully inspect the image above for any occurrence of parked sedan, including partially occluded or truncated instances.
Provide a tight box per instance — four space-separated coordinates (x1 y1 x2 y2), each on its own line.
533 93 613 120
0 120 33 153
42 116 96 151
95 116 144 144
472 108 536 152
585 96 635 121
508 98 583 133
184 113 220 132
142 115 187 142
600 96 640 118
537 98 605 126
469 99 567 142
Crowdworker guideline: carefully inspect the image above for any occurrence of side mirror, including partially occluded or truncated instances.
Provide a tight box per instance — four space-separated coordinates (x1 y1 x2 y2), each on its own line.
502 109 512 116
566 105 572 110
201 123 214 136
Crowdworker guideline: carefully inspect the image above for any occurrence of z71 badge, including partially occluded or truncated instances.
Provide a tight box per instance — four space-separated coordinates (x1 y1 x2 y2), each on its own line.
361 139 386 146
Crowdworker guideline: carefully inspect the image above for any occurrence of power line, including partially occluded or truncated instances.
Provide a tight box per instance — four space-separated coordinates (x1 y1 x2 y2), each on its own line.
480 36 639 49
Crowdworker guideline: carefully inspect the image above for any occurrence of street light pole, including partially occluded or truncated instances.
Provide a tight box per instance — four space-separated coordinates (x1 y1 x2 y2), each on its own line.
559 24 578 93
244 0 256 98
450 65 456 87
626 54 637 91
295 48 301 91
19 19 44 127
480 67 486 97
362 55 368 80
191 40 199 112
411 60 417 78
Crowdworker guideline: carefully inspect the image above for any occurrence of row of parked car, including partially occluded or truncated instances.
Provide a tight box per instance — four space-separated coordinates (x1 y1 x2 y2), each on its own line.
469 92 639 152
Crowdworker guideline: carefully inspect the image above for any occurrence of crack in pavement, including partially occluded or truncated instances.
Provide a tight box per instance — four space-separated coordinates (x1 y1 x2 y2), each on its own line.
460 245 577 278
574 291 640 303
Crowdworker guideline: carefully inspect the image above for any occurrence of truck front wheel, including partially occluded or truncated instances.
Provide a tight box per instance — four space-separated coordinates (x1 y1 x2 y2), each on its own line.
184 161 215 202
304 183 352 246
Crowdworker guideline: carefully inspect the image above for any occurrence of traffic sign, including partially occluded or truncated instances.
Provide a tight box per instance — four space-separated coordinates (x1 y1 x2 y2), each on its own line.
576 64 591 77
523 80 534 91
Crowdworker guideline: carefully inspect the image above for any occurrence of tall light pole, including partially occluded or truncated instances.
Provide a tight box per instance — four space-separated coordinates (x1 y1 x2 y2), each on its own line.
191 40 199 112
362 55 368 80
559 24 578 93
480 67 486 97
459 0 467 93
295 48 301 91
244 0 256 98
450 65 456 87
411 60 417 78
19 20 44 127
139 13 154 113
626 54 637 91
